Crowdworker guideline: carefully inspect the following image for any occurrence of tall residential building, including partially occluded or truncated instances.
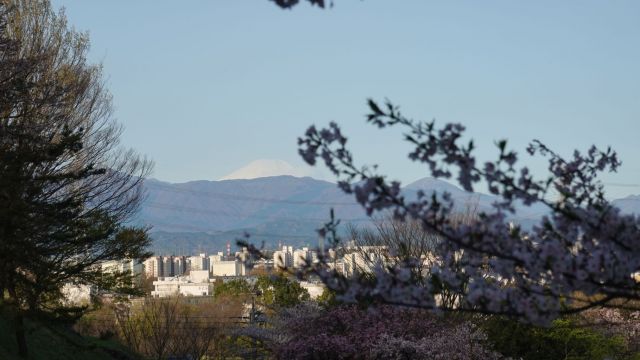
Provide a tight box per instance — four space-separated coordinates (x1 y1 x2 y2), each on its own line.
189 253 209 271
100 259 144 286
162 256 174 277
293 247 312 269
173 256 187 276
208 252 224 265
144 256 163 278
101 259 143 278
342 246 387 276
273 245 293 269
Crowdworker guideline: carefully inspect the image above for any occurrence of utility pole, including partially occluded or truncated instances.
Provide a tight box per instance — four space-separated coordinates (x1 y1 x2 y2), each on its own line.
250 293 257 360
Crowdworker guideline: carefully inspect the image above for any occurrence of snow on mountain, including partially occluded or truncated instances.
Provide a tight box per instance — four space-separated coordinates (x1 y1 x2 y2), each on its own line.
219 159 310 181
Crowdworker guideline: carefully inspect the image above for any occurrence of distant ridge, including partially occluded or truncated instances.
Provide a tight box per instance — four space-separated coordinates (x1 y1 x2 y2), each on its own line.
136 175 639 253
612 194 640 215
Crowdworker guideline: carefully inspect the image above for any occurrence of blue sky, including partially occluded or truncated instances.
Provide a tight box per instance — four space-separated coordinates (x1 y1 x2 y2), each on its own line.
51 0 640 199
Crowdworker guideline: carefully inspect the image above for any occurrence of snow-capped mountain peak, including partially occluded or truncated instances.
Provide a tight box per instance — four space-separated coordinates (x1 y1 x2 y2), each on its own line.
219 159 309 181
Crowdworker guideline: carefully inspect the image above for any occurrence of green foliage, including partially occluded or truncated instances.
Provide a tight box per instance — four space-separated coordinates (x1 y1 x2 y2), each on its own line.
0 0 152 307
483 316 632 360
215 275 312 309
214 279 252 298
255 274 310 308
315 287 339 308
0 1 152 356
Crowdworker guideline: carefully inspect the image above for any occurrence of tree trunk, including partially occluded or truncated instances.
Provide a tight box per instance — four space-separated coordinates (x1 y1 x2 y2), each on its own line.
14 312 28 358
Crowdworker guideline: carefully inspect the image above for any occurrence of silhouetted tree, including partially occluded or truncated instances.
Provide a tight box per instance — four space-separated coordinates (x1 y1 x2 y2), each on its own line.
0 1 152 356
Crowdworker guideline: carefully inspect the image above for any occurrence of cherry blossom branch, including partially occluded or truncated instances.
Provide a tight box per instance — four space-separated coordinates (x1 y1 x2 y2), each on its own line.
293 99 639 325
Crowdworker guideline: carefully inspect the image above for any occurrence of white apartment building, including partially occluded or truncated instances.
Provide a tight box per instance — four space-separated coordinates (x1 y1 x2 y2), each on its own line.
144 255 189 278
101 259 144 283
208 252 224 265
63 259 143 305
342 252 387 276
144 256 163 278
273 246 294 269
211 259 246 276
101 259 143 275
173 256 187 276
293 248 308 268
342 246 388 276
328 259 348 275
162 256 173 277
293 247 318 269
299 281 325 299
151 270 213 298
189 253 209 271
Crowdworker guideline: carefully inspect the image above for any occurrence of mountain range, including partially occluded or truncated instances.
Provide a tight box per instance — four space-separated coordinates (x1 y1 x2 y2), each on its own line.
137 175 639 254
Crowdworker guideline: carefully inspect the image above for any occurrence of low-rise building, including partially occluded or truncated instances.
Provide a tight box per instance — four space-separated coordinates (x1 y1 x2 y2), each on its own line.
211 259 245 276
151 270 213 298
299 281 325 299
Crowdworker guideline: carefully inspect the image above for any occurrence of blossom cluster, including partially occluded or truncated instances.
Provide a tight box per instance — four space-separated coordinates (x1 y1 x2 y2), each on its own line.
243 304 503 359
296 99 640 325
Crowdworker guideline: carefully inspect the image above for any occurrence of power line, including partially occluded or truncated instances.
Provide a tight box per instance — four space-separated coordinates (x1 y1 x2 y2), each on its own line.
604 182 640 188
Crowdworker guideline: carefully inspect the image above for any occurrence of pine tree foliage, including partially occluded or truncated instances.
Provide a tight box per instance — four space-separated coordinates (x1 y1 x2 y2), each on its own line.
0 1 152 356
